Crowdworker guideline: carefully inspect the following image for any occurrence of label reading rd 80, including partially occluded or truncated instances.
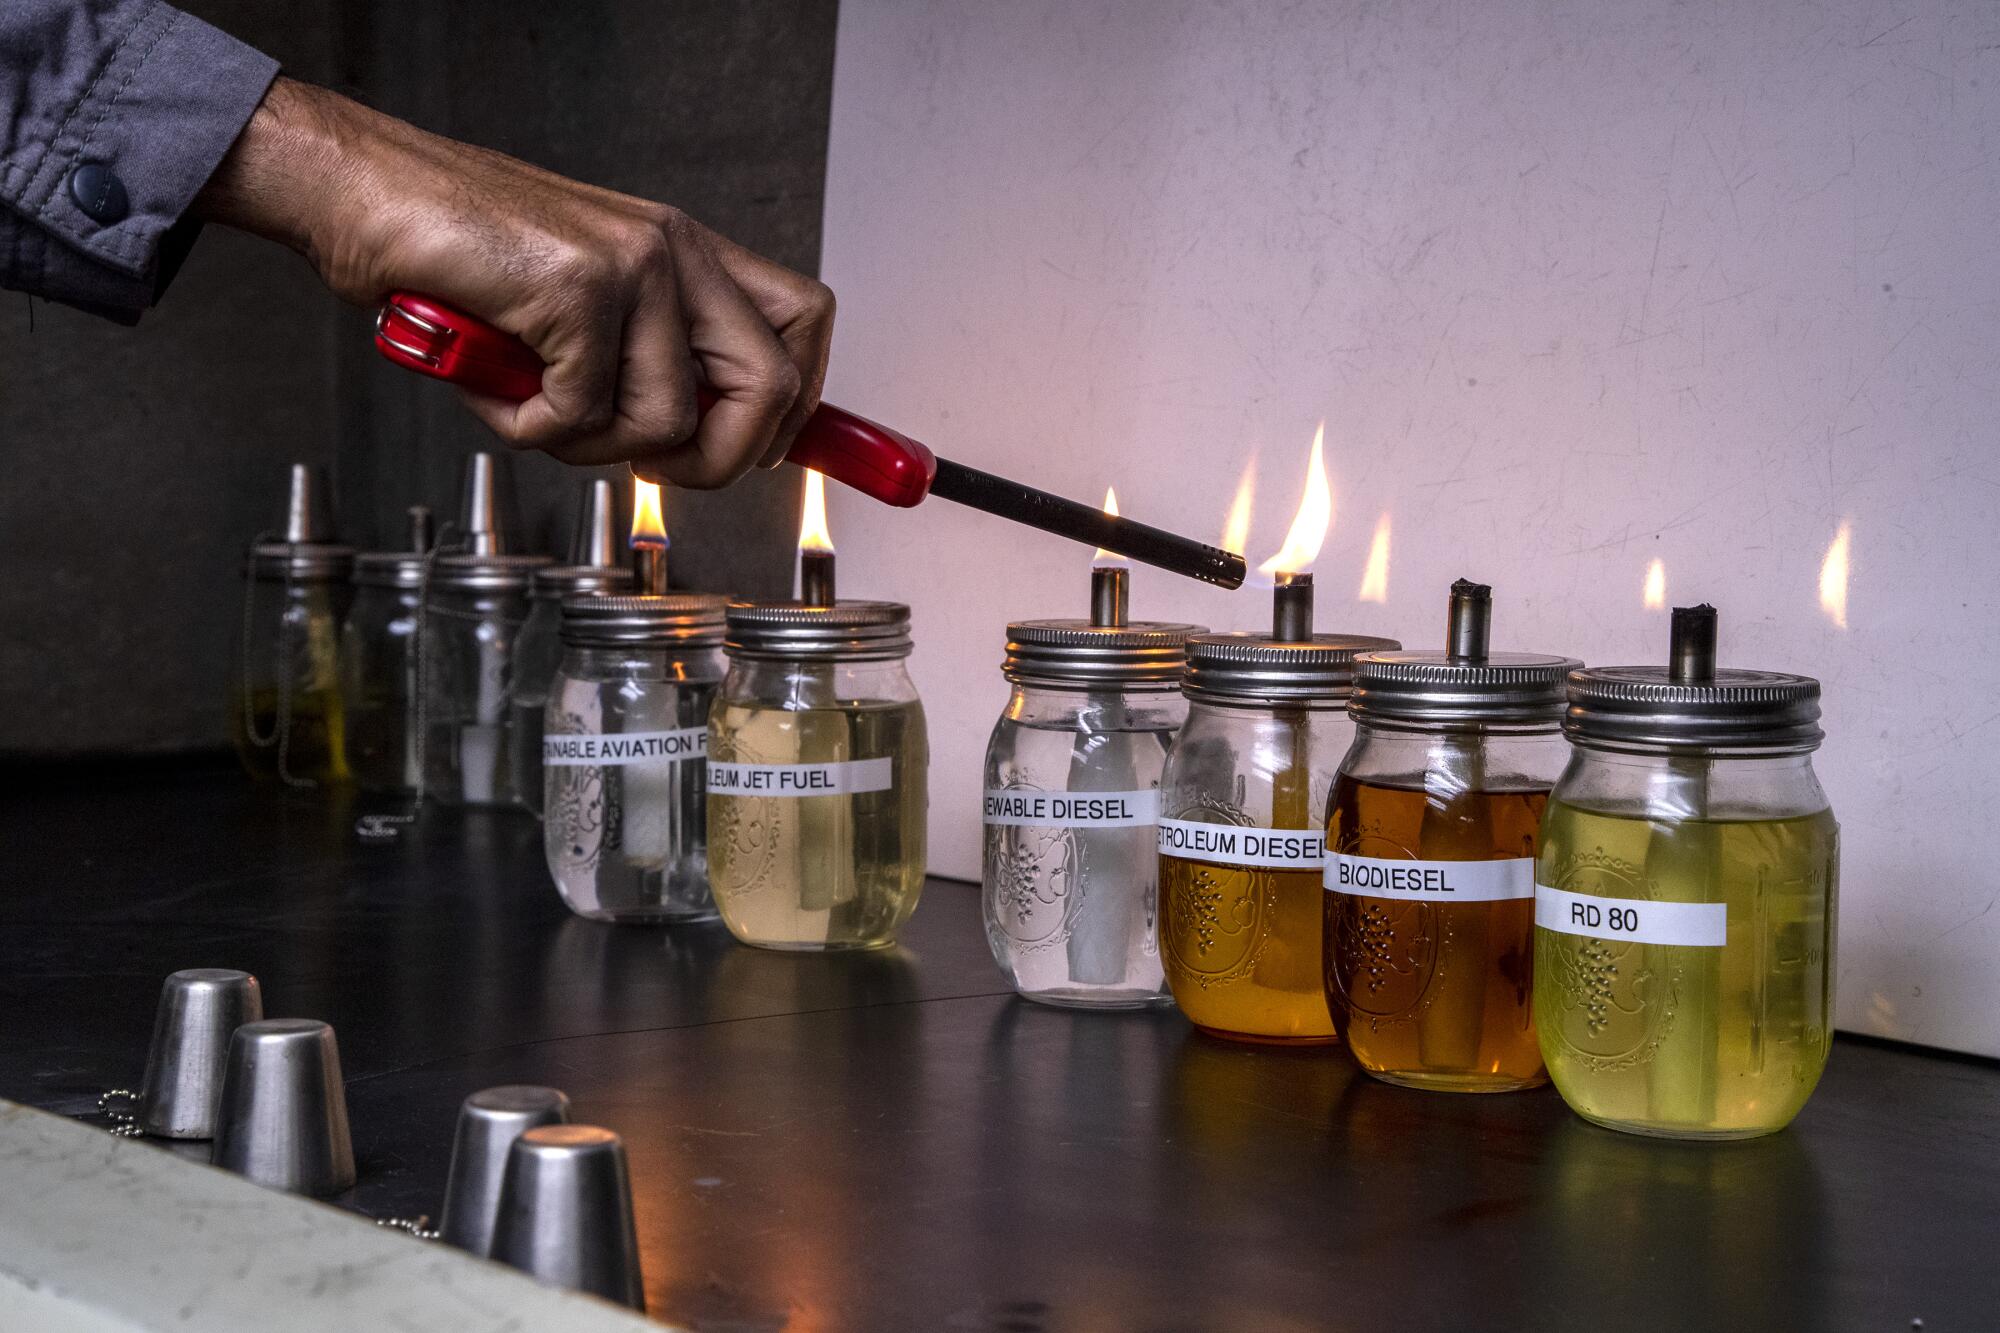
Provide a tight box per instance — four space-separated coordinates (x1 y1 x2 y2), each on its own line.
1533 885 1727 948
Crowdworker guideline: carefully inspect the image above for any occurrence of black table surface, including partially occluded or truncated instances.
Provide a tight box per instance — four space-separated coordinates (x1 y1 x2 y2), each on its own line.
2 765 1993 1331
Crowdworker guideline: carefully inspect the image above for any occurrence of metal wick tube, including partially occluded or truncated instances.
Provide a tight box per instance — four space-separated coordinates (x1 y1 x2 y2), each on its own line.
1446 579 1493 664
1670 604 1719 684
800 550 837 607
1091 566 1129 628
1272 571 1314 642
406 505 434 553
631 544 667 596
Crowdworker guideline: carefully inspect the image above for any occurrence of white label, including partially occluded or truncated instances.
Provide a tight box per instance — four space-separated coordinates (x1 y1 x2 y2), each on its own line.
1156 819 1325 870
1534 885 1728 947
542 728 708 766
983 788 1159 828
1326 854 1534 902
706 756 894 797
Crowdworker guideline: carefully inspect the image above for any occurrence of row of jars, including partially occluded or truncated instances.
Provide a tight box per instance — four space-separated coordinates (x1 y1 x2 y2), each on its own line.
980 582 1837 1142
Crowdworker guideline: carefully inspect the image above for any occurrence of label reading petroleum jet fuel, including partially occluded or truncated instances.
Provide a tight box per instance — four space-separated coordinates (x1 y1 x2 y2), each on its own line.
707 756 894 797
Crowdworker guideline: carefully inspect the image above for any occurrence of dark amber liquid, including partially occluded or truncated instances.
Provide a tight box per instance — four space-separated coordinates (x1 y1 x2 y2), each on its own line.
1325 777 1547 1090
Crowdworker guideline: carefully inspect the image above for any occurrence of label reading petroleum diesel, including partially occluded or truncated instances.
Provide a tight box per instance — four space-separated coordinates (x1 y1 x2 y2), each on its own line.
1534 885 1727 948
1156 819 1324 870
542 728 708 766
983 788 1159 828
1326 853 1534 902
707 756 894 797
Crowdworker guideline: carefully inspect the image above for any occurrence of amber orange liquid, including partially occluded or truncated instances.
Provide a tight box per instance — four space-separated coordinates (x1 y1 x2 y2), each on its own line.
1161 857 1336 1044
1325 777 1547 1090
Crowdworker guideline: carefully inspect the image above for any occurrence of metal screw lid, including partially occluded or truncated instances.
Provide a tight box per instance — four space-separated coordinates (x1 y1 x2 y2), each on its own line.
429 552 551 592
352 551 426 588
1182 632 1401 706
1350 578 1580 726
560 593 726 648
1003 619 1206 688
1565 604 1823 753
534 564 635 600
724 600 912 661
247 542 355 582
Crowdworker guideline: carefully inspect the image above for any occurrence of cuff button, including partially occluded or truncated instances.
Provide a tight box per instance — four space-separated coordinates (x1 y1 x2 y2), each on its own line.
70 163 130 225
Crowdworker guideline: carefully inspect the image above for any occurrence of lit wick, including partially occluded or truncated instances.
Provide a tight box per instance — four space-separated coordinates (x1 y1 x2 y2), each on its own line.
1670 603 1718 684
798 468 837 607
1272 571 1314 642
1091 486 1128 627
1446 579 1492 663
630 478 668 595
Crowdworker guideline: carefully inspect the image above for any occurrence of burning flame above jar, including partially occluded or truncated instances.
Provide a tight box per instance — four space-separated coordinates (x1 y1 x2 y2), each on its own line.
1258 423 1332 578
1093 487 1127 568
1820 522 1851 629
1358 513 1391 603
1220 460 1256 558
799 467 835 555
1643 556 1667 611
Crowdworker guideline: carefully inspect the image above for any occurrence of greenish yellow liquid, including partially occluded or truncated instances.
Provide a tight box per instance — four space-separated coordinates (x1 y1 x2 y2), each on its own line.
1534 800 1837 1139
707 700 927 951
232 688 348 785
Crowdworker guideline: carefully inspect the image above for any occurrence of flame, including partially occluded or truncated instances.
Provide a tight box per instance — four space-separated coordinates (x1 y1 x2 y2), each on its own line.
1093 486 1127 567
1819 521 1851 629
798 468 835 554
1358 513 1391 603
1642 557 1666 611
630 478 667 548
1257 423 1333 576
1220 459 1255 556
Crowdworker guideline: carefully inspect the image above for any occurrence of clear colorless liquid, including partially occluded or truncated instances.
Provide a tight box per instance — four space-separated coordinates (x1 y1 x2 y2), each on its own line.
984 713 1172 1009
708 699 927 951
1535 800 1837 1139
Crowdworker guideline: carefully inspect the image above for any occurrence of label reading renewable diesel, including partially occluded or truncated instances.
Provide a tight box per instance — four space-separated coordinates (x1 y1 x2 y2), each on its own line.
707 756 894 797
542 728 708 766
982 788 1159 828
1534 885 1727 948
1325 853 1534 902
1156 819 1324 870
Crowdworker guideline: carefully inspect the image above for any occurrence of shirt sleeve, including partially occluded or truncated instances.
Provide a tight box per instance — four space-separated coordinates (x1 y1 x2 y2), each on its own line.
0 0 278 324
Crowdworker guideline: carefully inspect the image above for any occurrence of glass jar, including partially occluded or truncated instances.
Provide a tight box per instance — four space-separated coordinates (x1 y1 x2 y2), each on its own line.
422 553 551 806
341 551 424 794
982 618 1202 1009
543 593 727 923
232 539 353 786
1534 607 1836 1139
514 564 634 816
707 601 927 951
1157 628 1398 1043
1324 581 1578 1091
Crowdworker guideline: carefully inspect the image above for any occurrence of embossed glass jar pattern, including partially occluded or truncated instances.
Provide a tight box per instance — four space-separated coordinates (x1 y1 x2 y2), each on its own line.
543 594 726 924
1157 631 1397 1044
1534 657 1836 1140
514 564 634 817
982 619 1199 1009
707 601 928 952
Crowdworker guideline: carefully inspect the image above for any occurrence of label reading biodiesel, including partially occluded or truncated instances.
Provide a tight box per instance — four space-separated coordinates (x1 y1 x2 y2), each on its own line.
706 756 894 797
1534 885 1727 947
542 728 708 766
983 788 1159 828
1156 819 1324 870
1326 853 1534 902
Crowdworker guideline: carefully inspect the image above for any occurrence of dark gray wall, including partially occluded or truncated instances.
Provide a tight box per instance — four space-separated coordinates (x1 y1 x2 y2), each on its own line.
0 0 834 755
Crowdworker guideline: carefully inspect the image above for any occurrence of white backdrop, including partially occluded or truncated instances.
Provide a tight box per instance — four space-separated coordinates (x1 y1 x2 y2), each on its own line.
817 0 2000 1055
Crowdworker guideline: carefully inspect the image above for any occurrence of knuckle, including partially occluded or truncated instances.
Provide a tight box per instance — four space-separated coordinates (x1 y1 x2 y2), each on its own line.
804 279 836 324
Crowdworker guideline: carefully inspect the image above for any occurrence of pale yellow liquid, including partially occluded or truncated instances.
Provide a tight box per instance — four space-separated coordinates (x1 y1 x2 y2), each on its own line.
1535 800 1837 1139
707 700 927 951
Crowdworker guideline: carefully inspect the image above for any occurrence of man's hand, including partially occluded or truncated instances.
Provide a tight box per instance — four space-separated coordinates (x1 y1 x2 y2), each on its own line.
195 77 834 488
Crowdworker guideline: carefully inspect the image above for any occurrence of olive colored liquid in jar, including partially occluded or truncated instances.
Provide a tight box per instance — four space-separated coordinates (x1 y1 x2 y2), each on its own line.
1534 800 1837 1139
1325 778 1545 1090
233 687 349 784
708 699 927 950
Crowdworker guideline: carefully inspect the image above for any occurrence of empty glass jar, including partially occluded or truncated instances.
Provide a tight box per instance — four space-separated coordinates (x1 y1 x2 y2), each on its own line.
422 553 550 805
1324 581 1578 1091
1534 607 1837 1139
341 550 425 794
233 538 353 786
514 564 634 816
707 601 928 951
543 593 727 923
1158 628 1397 1042
982 618 1201 1008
